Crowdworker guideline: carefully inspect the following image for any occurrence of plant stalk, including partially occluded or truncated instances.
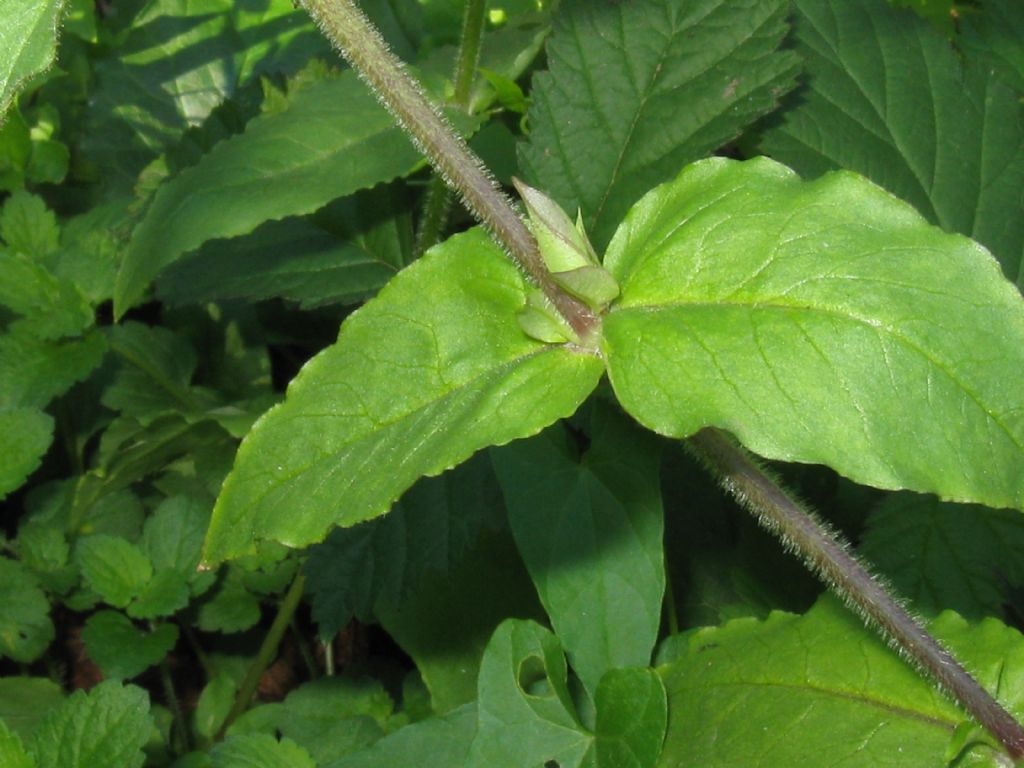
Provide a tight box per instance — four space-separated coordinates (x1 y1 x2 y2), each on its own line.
686 427 1024 759
414 0 488 257
215 571 306 740
299 0 598 339
157 655 191 754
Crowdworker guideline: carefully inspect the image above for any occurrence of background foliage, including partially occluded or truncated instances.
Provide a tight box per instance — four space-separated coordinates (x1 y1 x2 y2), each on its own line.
1 0 1023 766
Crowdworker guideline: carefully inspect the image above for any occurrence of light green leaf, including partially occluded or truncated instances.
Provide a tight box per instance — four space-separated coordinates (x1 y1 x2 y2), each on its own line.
0 720 34 768
755 0 1024 284
278 678 391 764
861 494 1024 619
195 672 237 742
140 495 210 577
204 229 604 563
324 704 477 768
594 668 666 768
603 157 1024 511
0 329 106 410
467 619 592 768
209 733 316 768
156 189 411 309
1 189 58 259
519 0 798 250
961 0 1024 93
75 535 153 608
81 611 179 679
115 72 469 316
0 251 92 339
493 412 665 697
0 0 64 123
196 567 262 633
656 597 1024 767
0 678 64 741
125 569 191 619
0 557 53 662
28 680 152 768
0 408 52 499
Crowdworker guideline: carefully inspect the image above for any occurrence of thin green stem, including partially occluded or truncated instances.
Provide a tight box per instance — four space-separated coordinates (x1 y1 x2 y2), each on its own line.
157 655 191 754
299 0 598 340
215 571 306 740
686 427 1024 760
324 637 336 677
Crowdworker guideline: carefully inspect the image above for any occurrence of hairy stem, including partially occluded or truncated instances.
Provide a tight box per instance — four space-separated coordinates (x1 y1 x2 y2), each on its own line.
300 0 598 339
414 0 487 257
686 427 1024 759
216 572 307 740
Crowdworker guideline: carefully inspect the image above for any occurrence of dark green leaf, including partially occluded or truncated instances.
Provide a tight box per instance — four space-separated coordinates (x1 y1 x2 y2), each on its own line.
195 672 236 742
0 678 64 741
0 557 53 662
126 569 191 619
0 408 52 499
155 189 410 309
0 329 106 410
603 157 1024 511
81 611 179 679
656 597 1024 766
196 567 262 633
140 494 210 577
0 0 63 120
28 681 152 768
305 454 504 637
1 189 58 260
115 72 472 315
204 229 604 563
961 0 1024 93
861 494 1024 619
520 0 799 250
493 412 665 696
755 0 1024 283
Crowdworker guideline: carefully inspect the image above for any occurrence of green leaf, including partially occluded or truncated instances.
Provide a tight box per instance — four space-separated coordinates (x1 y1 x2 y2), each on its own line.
278 678 391 764
519 0 799 250
0 328 107 410
0 678 64 741
0 557 53 662
0 0 64 122
467 619 592 768
323 704 477 768
305 454 502 636
140 495 210 578
656 597 1024 767
195 672 237 742
115 72 470 316
0 720 34 768
156 188 411 309
75 535 153 608
83 0 330 189
81 611 179 679
755 0 1024 284
0 408 52 499
101 322 200 422
0 252 92 339
204 229 604 563
28 680 152 768
209 733 316 768
961 0 1024 94
196 567 262 633
1 189 58 259
594 668 666 768
493 413 665 697
860 494 1024 619
125 569 191 619
603 157 1024 511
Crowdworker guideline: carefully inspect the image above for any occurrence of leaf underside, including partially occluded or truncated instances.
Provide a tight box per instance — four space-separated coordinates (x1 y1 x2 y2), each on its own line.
204 229 603 564
603 156 1024 512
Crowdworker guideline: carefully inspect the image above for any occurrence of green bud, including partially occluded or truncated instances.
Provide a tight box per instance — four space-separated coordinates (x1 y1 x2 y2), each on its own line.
517 290 579 344
513 177 596 272
551 265 620 310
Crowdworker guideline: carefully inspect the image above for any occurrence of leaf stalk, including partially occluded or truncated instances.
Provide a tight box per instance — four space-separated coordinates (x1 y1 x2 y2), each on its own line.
686 427 1024 759
299 0 598 340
